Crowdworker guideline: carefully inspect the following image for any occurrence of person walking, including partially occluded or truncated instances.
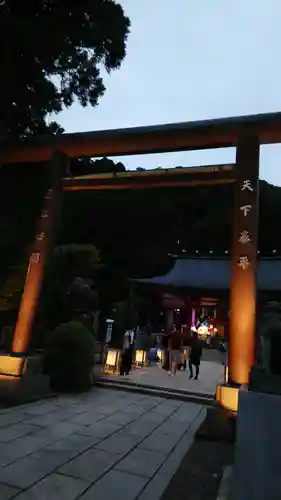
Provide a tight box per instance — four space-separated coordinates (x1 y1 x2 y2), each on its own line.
168 327 182 375
219 340 227 365
188 332 203 380
162 332 170 371
120 344 133 375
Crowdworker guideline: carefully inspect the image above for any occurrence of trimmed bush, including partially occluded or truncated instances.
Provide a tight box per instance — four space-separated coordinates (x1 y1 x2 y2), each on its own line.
44 321 95 392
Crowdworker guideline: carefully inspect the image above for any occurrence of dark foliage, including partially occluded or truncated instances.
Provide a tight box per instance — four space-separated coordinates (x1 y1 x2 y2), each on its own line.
0 0 130 139
35 244 100 332
70 157 126 176
44 320 95 392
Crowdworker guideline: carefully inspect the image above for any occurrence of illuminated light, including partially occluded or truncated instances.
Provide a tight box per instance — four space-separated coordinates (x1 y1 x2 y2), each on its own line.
225 250 229 254
195 250 199 254
104 349 121 374
0 355 26 377
272 249 277 253
0 373 19 381
214 327 218 333
209 250 213 254
197 324 209 338
156 349 164 364
216 384 239 412
135 350 147 368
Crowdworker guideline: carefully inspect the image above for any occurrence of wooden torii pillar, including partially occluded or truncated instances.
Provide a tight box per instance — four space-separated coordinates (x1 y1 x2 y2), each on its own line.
0 152 68 395
229 137 259 384
11 152 68 355
216 136 259 410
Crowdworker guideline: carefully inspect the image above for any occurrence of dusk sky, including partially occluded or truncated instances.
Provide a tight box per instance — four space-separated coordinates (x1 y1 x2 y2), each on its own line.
55 1 281 185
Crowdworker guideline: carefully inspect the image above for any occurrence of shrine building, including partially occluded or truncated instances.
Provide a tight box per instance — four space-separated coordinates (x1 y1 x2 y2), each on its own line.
134 255 281 335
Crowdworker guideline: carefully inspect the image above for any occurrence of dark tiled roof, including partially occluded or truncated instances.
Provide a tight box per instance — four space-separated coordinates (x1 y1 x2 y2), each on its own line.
135 257 281 291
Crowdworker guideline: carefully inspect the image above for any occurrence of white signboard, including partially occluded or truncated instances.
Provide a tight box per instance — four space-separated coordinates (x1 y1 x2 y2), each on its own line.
105 319 114 343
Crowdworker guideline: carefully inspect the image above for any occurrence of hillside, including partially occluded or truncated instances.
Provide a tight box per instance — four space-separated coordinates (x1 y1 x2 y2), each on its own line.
1 158 281 290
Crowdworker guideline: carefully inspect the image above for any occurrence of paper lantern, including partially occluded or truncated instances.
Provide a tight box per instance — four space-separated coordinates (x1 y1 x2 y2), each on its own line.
135 350 147 368
156 348 164 365
104 349 121 374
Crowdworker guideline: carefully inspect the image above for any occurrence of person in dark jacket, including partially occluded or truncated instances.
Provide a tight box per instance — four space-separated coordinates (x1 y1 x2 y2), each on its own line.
120 344 133 375
188 332 203 380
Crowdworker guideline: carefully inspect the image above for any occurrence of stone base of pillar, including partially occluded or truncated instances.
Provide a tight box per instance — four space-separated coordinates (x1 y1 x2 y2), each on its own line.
233 391 281 500
195 406 236 443
0 354 50 404
216 383 240 413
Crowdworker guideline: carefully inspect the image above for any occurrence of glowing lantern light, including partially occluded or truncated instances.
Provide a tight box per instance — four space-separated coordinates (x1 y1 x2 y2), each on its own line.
104 349 121 374
156 349 164 365
135 350 147 368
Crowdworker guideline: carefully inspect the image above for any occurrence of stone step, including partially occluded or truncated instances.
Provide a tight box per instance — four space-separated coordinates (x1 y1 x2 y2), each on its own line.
96 378 215 406
101 376 214 399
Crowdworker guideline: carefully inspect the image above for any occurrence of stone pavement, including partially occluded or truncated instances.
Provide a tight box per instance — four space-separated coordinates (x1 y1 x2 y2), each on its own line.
104 361 224 396
0 388 206 499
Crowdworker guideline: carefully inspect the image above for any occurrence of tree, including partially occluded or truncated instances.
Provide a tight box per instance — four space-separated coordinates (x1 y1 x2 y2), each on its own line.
0 263 27 314
111 297 139 346
37 244 101 333
0 0 130 139
44 320 95 392
70 157 126 176
47 243 101 284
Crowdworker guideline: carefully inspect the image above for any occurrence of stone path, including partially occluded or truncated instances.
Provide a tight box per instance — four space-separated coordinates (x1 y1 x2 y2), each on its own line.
104 361 224 396
0 388 205 499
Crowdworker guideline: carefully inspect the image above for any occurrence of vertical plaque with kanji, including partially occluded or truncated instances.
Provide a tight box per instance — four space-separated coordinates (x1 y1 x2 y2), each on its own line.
236 179 256 272
229 137 260 385
235 177 258 274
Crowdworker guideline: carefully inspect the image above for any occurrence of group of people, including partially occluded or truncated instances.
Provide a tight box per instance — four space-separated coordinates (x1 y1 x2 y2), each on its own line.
164 327 203 379
118 326 203 379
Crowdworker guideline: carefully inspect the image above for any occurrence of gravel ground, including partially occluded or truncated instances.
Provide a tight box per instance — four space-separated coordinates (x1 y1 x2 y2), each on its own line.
160 436 233 500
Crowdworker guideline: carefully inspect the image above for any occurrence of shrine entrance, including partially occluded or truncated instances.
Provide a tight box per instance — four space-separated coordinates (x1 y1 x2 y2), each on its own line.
1 112 281 409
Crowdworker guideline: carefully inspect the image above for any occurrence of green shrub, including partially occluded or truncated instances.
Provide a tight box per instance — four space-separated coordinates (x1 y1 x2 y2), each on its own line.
44 321 95 393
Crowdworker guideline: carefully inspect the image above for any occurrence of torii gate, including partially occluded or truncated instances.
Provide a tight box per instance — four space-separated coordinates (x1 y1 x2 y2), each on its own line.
1 112 281 409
